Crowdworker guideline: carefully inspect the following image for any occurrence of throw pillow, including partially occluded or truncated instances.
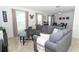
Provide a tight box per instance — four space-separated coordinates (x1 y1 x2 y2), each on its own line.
49 30 63 43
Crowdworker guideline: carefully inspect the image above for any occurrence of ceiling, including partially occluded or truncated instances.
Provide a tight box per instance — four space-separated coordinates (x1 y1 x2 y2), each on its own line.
22 6 75 15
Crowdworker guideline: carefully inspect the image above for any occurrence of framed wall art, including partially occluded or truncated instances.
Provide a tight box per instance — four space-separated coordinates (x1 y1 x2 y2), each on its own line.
66 17 69 20
59 17 61 20
63 17 65 20
2 11 8 22
29 14 34 19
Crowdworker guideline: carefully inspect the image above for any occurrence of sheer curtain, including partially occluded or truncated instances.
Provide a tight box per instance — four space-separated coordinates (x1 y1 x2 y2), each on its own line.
37 14 43 25
48 16 51 25
16 11 26 34
51 15 55 25
12 9 18 36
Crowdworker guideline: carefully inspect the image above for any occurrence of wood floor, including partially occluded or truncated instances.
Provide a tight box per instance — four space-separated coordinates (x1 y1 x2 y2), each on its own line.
8 37 34 52
8 37 79 52
68 38 79 52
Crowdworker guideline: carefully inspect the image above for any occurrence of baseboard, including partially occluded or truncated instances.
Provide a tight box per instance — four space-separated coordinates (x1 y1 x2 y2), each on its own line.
8 36 17 39
72 37 79 40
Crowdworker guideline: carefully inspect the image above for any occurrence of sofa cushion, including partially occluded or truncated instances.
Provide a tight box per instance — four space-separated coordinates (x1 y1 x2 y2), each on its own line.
40 33 50 37
36 25 42 32
42 25 48 33
47 26 54 34
49 29 64 43
52 28 59 34
37 34 50 47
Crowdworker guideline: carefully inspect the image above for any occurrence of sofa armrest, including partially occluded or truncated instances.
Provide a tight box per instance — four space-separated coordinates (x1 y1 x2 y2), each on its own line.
45 40 57 52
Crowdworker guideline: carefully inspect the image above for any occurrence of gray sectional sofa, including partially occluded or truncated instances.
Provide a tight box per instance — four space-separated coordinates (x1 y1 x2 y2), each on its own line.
33 25 72 52
45 29 72 52
36 25 54 34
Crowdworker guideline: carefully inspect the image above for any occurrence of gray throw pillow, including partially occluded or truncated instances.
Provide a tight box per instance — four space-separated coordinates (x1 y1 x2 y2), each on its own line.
49 30 63 43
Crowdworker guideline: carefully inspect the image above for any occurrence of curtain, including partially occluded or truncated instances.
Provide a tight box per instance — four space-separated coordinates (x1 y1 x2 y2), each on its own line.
25 11 29 29
42 14 44 25
36 13 43 25
12 9 29 37
47 15 49 25
35 13 38 25
12 9 18 37
51 15 55 25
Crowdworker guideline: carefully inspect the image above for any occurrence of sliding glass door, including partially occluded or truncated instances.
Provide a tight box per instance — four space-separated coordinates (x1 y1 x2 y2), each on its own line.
37 14 43 25
48 16 51 25
16 11 26 33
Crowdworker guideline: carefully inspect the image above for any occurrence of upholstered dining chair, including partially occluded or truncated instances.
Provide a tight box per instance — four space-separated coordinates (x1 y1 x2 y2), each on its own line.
19 30 28 45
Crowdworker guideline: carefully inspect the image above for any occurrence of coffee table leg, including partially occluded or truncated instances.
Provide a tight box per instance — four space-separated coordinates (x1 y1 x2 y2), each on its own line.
23 37 25 45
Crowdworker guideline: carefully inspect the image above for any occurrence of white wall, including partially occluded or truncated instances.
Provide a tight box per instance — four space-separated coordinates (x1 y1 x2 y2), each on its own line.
0 19 2 27
72 6 79 39
0 7 13 38
54 11 74 29
0 8 3 27
28 11 36 29
0 6 48 38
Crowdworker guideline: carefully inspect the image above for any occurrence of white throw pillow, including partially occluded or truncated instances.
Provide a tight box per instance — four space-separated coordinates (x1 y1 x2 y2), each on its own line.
37 34 50 47
40 33 50 37
53 28 59 34
49 30 63 43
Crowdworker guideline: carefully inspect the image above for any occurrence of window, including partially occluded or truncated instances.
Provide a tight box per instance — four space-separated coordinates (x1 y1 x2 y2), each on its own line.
37 14 43 25
48 16 51 25
16 11 26 33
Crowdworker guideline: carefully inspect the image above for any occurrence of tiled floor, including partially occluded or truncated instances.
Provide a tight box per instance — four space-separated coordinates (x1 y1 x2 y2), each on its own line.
8 37 79 52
